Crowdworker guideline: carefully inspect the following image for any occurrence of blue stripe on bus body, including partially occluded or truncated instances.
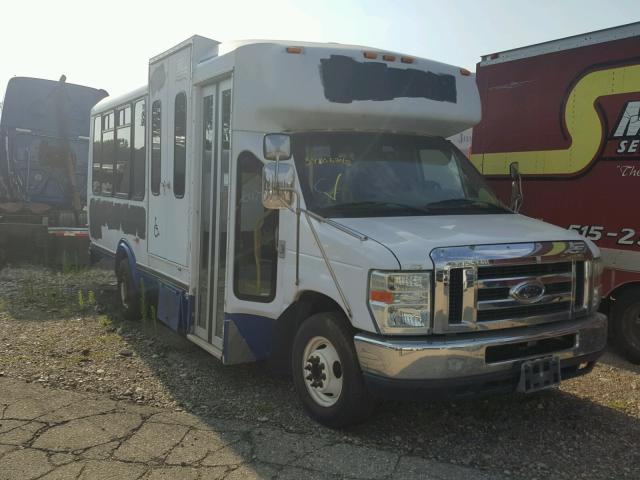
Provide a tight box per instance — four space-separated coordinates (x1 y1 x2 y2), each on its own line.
223 313 275 364
90 243 271 362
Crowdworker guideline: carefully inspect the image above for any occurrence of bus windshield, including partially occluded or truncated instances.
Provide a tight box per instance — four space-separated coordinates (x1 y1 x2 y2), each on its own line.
291 132 510 218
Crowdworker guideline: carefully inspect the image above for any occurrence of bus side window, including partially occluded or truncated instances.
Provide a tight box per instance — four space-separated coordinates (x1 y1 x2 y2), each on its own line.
92 116 101 194
114 106 131 196
132 100 146 200
173 92 187 198
101 111 115 195
151 101 161 196
233 152 278 302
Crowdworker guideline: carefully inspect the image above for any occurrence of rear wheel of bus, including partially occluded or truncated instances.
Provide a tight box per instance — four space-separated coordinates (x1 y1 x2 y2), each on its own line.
117 259 140 321
292 312 375 428
612 289 640 364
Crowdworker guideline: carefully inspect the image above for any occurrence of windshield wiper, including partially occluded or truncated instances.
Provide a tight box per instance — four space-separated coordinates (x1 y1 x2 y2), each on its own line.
424 198 510 211
319 201 431 215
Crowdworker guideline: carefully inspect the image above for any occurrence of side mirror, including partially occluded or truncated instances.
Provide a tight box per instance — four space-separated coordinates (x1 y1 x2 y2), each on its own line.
509 161 523 213
262 162 295 209
263 134 291 161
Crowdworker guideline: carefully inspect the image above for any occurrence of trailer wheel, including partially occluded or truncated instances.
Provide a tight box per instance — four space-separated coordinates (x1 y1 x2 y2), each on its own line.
612 289 640 364
117 259 140 321
292 312 374 428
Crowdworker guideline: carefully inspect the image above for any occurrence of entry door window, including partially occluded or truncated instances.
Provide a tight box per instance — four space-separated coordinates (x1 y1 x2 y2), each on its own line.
197 93 215 331
214 88 231 337
233 152 278 301
151 101 162 195
173 92 187 198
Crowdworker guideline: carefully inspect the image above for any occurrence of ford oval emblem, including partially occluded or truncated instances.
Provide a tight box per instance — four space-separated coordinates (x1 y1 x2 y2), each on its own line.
510 280 546 304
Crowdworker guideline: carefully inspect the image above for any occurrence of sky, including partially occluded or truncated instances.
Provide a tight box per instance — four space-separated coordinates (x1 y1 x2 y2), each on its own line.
1 0 639 100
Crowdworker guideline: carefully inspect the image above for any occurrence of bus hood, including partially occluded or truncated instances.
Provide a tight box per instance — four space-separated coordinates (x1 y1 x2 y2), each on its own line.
335 214 589 269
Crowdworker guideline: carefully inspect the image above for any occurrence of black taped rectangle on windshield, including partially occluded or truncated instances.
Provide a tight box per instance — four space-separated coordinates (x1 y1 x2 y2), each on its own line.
319 55 457 104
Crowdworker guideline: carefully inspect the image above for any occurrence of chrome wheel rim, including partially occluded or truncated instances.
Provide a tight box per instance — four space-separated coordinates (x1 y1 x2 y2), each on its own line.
302 336 343 407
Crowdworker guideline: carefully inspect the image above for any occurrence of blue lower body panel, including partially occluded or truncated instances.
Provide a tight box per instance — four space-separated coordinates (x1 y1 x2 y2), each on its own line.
223 313 275 365
156 282 192 334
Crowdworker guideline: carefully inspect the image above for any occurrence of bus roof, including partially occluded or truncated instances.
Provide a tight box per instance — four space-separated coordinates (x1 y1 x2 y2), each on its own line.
92 85 147 115
92 36 480 138
217 38 402 56
225 41 480 137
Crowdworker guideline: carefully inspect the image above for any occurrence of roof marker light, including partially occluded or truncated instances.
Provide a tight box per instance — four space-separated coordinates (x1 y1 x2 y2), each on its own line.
400 56 414 64
382 54 396 62
363 51 378 59
286 46 303 54
459 68 472 76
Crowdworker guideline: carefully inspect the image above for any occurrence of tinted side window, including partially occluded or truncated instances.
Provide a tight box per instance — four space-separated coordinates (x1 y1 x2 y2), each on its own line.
173 92 187 198
114 106 131 196
91 116 101 194
222 89 231 150
132 100 146 200
101 111 115 195
233 152 278 302
151 101 161 196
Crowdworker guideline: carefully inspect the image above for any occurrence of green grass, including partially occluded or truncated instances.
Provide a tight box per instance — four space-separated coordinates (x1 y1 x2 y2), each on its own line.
606 399 628 411
97 315 112 328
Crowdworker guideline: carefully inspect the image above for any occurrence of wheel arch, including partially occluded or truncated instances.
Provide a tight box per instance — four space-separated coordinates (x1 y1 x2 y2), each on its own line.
115 239 139 290
269 290 352 375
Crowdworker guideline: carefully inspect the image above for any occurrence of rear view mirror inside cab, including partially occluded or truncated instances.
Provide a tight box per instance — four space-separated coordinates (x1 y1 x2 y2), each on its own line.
419 148 451 165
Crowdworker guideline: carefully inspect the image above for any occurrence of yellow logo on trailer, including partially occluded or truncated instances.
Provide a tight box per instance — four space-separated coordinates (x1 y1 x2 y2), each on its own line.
471 64 640 176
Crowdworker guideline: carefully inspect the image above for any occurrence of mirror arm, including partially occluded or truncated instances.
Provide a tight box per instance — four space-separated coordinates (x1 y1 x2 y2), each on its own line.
509 161 524 213
303 209 353 319
277 188 368 287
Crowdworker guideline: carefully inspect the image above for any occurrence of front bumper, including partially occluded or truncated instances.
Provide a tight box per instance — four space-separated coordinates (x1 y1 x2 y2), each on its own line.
354 313 607 398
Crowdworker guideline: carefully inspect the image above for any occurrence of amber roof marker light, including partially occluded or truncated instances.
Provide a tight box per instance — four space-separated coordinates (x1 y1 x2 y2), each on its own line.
286 46 303 54
363 51 378 59
400 56 414 64
382 54 396 62
459 68 472 76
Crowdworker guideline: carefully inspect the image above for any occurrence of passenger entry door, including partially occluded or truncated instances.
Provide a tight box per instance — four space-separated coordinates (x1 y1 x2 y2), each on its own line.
193 79 232 349
147 46 191 268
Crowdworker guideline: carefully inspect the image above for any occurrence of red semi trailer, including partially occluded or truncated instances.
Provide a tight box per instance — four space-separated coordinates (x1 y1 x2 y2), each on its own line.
471 23 640 363
471 22 640 363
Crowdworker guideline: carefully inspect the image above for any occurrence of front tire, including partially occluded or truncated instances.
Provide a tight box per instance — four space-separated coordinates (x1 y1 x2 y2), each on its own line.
117 259 140 321
612 289 640 364
292 312 374 428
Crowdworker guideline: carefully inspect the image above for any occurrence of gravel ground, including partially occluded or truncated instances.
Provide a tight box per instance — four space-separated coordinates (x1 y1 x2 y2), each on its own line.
1 265 639 479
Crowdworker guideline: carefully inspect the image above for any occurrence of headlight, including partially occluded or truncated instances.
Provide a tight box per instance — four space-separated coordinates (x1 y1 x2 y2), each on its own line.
590 257 603 312
368 270 431 334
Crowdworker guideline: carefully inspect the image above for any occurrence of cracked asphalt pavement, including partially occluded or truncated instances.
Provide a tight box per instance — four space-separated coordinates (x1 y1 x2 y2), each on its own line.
0 377 498 480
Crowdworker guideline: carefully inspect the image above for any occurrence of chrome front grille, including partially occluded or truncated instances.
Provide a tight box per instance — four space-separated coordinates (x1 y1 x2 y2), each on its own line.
431 242 592 334
475 262 574 321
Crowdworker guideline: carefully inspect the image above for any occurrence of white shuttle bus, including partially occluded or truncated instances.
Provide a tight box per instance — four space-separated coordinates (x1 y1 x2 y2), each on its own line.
89 36 607 427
